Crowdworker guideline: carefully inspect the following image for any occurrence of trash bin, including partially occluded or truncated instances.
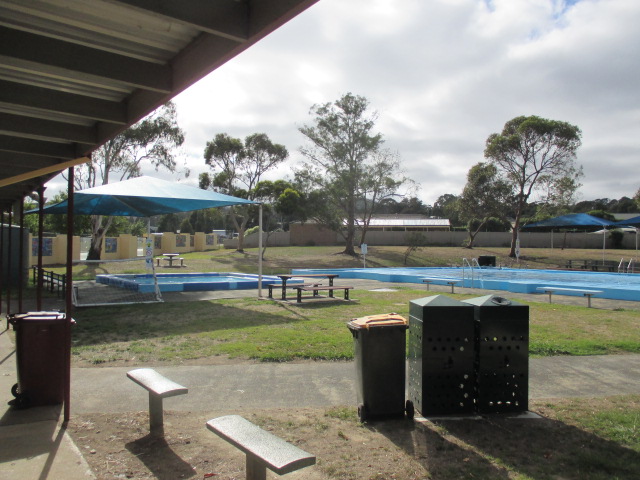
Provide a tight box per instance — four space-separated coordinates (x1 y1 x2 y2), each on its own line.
408 295 476 416
347 313 410 421
8 311 72 408
462 295 529 413
477 255 496 267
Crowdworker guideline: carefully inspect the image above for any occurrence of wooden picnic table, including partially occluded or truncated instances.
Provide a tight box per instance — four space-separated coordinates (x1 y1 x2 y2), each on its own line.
274 274 340 300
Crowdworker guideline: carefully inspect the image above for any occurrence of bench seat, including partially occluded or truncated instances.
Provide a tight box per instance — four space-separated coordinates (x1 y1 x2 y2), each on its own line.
127 368 188 433
421 277 462 293
207 415 316 479
537 286 603 308
295 285 353 303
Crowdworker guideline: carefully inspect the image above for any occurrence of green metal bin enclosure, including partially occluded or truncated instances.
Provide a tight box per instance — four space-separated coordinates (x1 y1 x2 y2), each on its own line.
408 295 477 415
462 295 529 414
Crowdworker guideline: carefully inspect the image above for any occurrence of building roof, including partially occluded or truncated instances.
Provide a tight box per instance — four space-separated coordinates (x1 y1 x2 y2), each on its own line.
0 0 319 210
354 215 450 228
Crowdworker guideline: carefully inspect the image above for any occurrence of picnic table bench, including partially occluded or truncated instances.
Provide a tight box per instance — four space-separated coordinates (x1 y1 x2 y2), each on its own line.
127 368 188 434
295 285 353 303
273 273 339 300
422 277 462 293
537 286 603 308
206 414 316 480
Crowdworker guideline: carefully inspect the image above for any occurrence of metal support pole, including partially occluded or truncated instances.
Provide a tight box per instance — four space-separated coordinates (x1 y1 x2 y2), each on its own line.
0 211 4 319
37 186 45 310
18 199 24 313
64 167 74 423
7 209 12 316
258 204 263 298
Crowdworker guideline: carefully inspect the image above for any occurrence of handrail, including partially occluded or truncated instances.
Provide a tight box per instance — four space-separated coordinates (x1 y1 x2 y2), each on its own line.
629 258 636 274
462 258 475 288
618 258 625 273
31 265 66 297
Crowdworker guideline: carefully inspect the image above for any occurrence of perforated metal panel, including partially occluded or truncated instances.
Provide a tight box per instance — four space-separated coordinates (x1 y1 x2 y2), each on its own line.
463 295 529 413
408 295 476 415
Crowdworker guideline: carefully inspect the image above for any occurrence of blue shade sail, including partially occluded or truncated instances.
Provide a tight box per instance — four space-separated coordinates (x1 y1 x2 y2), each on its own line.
29 176 257 217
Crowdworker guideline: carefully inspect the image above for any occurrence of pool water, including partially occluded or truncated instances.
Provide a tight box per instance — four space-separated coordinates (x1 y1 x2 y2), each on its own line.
96 272 285 293
292 267 640 301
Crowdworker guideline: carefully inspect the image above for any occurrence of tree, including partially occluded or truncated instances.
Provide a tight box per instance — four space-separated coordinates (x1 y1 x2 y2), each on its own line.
72 102 185 259
432 194 461 226
458 162 511 248
203 133 288 252
484 115 582 257
635 188 640 210
298 93 405 256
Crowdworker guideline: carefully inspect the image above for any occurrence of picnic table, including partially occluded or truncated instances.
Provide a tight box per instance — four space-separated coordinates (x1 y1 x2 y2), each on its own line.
273 274 340 300
157 253 182 267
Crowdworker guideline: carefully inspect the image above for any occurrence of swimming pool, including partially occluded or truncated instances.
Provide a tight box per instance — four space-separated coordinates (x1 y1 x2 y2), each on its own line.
96 272 286 293
292 267 640 301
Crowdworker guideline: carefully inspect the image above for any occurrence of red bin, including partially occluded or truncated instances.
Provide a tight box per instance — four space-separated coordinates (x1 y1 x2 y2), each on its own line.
8 311 73 407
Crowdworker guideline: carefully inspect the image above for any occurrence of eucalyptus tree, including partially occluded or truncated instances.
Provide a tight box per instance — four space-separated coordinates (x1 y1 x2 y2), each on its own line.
202 132 288 252
72 102 185 260
484 115 582 257
298 93 405 255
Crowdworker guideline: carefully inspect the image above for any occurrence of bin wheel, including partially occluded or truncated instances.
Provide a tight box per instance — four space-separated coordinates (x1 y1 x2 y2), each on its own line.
11 383 19 398
405 400 415 419
357 404 368 423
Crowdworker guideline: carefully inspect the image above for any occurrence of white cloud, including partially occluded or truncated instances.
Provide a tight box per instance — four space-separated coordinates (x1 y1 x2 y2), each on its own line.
106 0 639 206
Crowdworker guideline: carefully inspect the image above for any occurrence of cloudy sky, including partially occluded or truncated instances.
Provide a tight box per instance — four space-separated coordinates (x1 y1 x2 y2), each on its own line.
53 0 640 206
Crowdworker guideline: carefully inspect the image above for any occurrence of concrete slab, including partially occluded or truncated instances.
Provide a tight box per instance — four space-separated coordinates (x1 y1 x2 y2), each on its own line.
0 420 95 479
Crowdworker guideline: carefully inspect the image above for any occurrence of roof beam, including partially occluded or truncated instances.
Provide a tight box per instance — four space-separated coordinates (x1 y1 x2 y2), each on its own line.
0 135 87 159
110 0 248 42
0 156 89 189
0 151 65 170
0 80 127 124
0 26 172 93
0 112 97 144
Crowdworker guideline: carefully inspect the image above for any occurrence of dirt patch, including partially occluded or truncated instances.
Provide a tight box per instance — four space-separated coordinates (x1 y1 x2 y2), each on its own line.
66 399 640 480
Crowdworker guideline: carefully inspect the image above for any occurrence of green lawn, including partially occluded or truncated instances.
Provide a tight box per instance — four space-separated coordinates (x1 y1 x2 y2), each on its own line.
70 288 640 365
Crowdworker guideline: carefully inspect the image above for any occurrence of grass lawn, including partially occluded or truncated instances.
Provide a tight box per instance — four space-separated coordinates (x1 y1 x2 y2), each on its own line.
69 287 640 365
45 245 639 278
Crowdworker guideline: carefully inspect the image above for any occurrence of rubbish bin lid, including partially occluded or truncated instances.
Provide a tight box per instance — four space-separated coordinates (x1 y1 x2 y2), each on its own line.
8 311 67 324
348 313 408 329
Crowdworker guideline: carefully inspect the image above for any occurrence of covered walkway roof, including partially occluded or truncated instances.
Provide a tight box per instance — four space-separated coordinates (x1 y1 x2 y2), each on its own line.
0 0 319 209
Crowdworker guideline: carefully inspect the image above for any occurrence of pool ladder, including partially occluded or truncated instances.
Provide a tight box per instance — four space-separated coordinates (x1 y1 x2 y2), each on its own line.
462 258 481 288
619 258 637 273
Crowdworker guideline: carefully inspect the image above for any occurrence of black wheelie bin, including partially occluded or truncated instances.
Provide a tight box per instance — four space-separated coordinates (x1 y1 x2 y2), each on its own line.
347 313 412 422
8 311 72 408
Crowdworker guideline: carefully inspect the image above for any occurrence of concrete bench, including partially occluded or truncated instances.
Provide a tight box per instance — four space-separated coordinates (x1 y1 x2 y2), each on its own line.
295 285 353 303
206 415 316 480
127 368 188 434
422 277 462 293
537 286 603 308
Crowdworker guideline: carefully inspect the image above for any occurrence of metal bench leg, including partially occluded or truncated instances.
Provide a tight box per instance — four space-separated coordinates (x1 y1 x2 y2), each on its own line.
585 294 592 308
149 393 164 434
297 289 302 303
547 292 553 303
450 283 455 294
246 455 267 480
344 289 350 300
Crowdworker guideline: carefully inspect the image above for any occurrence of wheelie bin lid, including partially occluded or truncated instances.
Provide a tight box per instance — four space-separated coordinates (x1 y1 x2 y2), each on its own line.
348 313 408 330
8 311 68 325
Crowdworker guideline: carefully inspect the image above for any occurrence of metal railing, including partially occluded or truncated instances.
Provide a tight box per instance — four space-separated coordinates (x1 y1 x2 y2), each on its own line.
31 266 66 297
